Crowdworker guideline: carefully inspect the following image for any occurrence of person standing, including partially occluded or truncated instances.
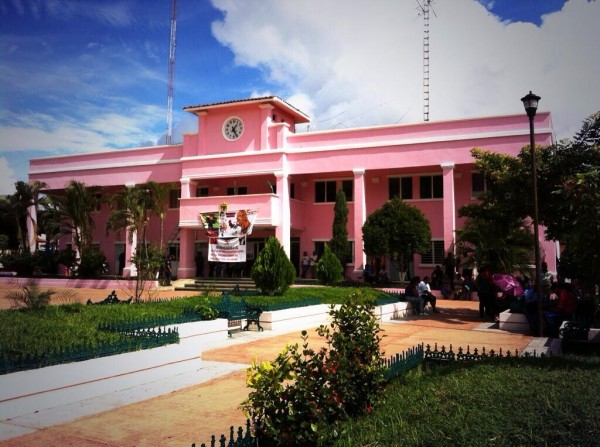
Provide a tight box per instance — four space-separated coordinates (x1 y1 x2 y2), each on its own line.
476 266 496 320
310 251 318 279
195 251 204 277
301 251 310 278
163 256 172 286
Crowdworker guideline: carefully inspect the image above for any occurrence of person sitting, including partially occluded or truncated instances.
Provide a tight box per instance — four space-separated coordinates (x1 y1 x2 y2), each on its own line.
418 276 439 313
363 264 375 284
405 276 425 315
377 266 390 285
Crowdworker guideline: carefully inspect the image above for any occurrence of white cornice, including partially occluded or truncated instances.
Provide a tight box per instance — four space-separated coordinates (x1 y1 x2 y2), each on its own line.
30 127 552 176
29 158 181 175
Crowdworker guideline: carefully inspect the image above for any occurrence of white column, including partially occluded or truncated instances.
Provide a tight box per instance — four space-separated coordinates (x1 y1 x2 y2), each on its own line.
27 204 37 252
441 162 456 254
353 168 367 273
274 171 291 257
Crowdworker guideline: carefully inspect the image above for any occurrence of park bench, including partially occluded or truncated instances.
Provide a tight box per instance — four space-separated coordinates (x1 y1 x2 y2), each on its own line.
87 290 132 305
213 293 263 336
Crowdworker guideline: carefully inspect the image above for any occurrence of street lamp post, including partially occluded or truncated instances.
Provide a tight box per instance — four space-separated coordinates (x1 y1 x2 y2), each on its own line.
521 91 544 337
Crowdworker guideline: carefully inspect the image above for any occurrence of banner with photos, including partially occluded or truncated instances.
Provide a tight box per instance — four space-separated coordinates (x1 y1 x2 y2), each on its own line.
200 208 257 263
207 236 248 263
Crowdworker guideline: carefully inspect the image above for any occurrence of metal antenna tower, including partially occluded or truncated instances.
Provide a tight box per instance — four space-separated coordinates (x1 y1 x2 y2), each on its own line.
417 0 435 122
166 0 177 145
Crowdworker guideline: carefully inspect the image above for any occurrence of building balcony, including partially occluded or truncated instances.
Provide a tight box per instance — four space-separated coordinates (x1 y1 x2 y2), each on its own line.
178 194 279 228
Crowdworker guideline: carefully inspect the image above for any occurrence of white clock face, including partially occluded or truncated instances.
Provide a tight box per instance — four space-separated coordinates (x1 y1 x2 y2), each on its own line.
223 117 244 141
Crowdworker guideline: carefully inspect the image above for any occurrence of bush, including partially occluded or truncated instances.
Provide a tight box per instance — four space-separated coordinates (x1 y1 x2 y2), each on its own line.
78 247 107 277
241 292 385 446
0 251 43 276
194 298 219 320
251 237 296 295
316 245 344 286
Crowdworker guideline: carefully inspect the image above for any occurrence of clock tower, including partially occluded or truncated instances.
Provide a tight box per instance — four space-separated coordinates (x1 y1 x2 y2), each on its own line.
182 96 310 157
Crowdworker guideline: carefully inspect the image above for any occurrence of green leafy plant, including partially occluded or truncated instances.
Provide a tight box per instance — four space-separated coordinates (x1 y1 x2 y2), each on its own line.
0 250 43 276
78 246 107 278
4 280 77 310
251 237 296 295
241 292 385 446
316 244 344 286
194 298 219 320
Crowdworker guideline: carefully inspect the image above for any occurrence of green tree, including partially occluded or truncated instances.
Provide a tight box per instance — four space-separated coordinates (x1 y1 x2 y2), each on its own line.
7 181 47 251
362 198 431 277
251 237 296 295
459 112 600 281
330 189 350 266
47 180 102 259
106 185 156 301
145 181 173 250
316 244 344 286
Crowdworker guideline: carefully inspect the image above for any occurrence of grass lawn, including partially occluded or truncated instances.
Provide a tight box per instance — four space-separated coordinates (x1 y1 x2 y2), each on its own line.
333 356 600 447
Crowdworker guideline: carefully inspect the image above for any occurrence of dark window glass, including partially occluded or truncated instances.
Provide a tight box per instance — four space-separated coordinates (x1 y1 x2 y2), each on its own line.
419 175 443 199
197 187 209 197
315 180 337 203
389 177 400 199
341 180 353 202
401 177 413 199
472 172 485 197
169 189 180 208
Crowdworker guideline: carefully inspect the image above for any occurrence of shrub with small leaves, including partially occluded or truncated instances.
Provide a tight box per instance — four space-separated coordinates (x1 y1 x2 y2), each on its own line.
241 292 385 446
194 298 218 320
316 244 344 286
251 237 296 295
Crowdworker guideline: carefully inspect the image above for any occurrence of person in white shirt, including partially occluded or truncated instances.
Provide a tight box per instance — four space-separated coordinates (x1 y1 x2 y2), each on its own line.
418 276 439 313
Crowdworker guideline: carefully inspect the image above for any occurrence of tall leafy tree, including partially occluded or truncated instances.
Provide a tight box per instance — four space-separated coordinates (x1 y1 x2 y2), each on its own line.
458 111 600 281
251 237 296 295
7 181 48 251
47 180 102 258
145 181 173 251
330 188 350 266
106 185 152 248
362 198 431 276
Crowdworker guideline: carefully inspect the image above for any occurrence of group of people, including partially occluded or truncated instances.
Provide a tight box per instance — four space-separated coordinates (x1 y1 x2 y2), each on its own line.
430 252 475 300
300 251 319 279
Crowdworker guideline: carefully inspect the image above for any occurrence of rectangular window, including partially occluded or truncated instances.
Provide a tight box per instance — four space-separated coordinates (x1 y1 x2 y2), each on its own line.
388 177 413 200
315 180 337 203
290 183 295 199
169 189 180 209
471 172 487 197
419 175 443 199
420 240 445 265
313 241 326 258
341 180 353 202
196 187 209 197
227 186 248 195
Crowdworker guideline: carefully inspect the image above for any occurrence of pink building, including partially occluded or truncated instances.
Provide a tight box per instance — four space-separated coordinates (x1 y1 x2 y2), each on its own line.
28 96 556 280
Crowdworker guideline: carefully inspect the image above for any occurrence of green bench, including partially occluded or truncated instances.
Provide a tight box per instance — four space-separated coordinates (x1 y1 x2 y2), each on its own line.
214 293 263 336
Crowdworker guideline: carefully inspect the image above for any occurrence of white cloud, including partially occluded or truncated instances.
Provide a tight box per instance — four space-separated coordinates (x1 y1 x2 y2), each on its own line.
0 157 18 196
0 104 166 154
210 0 600 139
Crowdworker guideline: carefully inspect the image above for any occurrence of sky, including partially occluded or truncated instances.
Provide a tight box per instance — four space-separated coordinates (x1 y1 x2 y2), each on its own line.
0 0 599 196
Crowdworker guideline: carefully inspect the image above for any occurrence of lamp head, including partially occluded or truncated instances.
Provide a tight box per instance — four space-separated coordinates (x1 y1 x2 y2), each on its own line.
521 91 541 118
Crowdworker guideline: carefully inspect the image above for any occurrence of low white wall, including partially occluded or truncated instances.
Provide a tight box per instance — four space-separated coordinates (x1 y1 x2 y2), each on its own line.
259 301 411 331
498 309 530 334
0 319 228 420
259 304 332 331
375 301 412 322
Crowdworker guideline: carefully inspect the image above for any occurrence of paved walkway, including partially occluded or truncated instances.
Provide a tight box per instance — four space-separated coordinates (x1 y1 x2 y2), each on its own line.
0 293 554 447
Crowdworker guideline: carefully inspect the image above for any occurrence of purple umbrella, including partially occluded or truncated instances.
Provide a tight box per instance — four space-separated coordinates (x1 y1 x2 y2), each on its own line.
492 274 524 296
